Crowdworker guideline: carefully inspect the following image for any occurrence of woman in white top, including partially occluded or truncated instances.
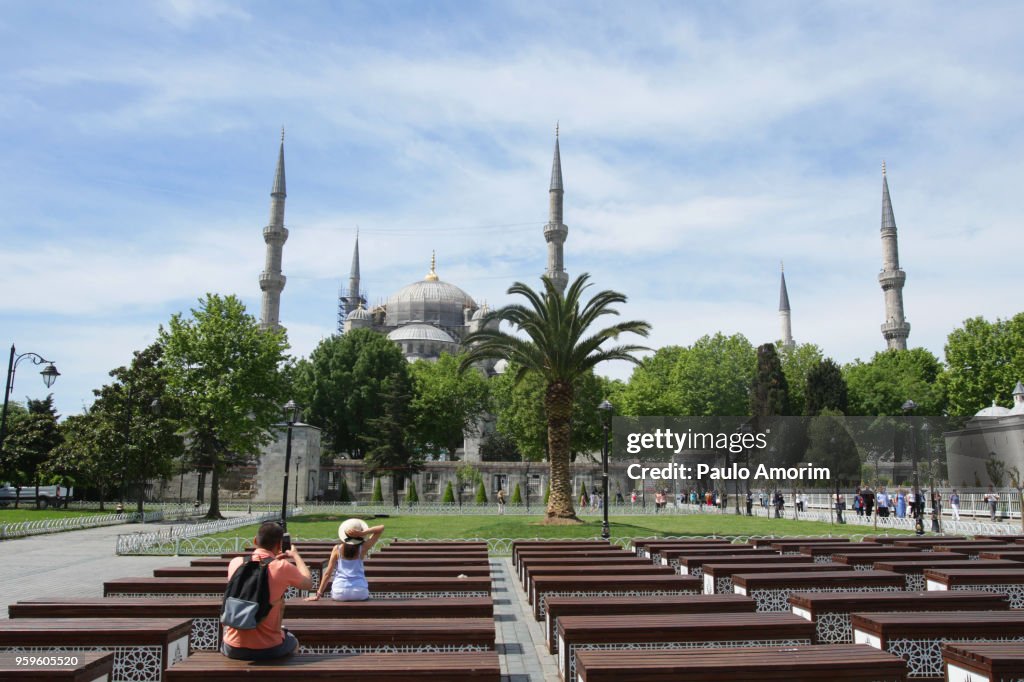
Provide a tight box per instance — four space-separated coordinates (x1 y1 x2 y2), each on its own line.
306 518 385 602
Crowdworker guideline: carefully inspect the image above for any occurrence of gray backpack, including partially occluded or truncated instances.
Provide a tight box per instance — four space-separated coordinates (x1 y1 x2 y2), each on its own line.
221 558 273 629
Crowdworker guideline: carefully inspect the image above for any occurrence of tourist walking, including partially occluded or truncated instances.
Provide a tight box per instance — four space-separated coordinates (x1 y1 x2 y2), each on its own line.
985 486 1000 520
876 489 890 518
950 489 961 521
862 487 875 518
895 489 907 518
496 488 506 515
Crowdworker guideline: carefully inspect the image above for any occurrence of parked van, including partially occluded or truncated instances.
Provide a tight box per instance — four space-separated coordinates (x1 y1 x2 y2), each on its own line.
0 483 73 508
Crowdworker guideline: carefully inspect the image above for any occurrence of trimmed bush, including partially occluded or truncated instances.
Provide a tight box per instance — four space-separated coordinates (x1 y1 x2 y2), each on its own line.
405 479 419 504
543 484 550 505
338 479 352 503
371 478 383 503
510 483 522 504
475 480 488 505
441 481 455 504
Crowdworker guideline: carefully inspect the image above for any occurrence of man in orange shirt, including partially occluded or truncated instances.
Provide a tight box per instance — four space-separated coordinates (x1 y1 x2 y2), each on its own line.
220 521 313 660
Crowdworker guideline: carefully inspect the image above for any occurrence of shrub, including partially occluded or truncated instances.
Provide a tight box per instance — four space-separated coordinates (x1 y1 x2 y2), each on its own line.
441 481 455 504
371 478 383 503
339 479 352 503
475 480 488 505
405 479 419 504
510 483 522 504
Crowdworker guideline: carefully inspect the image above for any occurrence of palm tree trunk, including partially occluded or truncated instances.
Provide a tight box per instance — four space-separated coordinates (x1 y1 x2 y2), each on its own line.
544 380 580 522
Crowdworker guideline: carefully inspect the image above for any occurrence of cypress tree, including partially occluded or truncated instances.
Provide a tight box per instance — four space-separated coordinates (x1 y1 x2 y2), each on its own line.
804 358 849 416
405 479 419 504
338 478 352 503
371 477 383 503
510 483 522 504
441 481 455 504
750 343 790 416
475 480 488 505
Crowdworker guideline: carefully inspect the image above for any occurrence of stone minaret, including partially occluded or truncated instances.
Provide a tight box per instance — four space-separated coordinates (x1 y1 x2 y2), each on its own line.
259 129 288 331
779 261 794 348
543 124 569 294
878 162 910 350
337 231 366 331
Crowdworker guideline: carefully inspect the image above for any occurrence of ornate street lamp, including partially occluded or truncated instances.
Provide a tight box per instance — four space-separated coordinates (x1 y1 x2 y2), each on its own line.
922 421 940 533
0 344 60 452
598 400 614 540
280 399 299 530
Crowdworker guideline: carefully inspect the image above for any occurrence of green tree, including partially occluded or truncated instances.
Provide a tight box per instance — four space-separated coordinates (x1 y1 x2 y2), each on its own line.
474 479 488 505
777 342 824 416
338 478 352 503
405 478 419 504
294 329 411 457
160 294 290 519
943 313 1024 416
750 343 790 417
441 480 455 504
674 334 756 416
460 274 650 522
361 373 422 506
49 411 119 509
617 346 685 416
805 410 862 487
370 477 383 502
805 358 849 416
844 348 945 416
409 353 489 459
510 482 522 504
0 396 61 508
455 463 482 507
87 343 183 513
478 431 521 462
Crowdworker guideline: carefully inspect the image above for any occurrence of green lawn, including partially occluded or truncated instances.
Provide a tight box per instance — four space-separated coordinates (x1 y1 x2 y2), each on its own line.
0 508 127 523
210 512 915 541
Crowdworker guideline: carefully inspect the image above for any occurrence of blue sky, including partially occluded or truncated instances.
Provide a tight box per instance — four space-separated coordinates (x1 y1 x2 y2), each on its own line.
1 1 1022 417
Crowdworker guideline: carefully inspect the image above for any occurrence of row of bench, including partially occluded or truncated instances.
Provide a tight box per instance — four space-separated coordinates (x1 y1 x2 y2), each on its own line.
2 539 505 681
512 536 1024 680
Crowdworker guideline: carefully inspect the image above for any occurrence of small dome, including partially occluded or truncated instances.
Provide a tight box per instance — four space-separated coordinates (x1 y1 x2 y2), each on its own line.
493 358 509 374
347 307 372 321
1010 402 1024 415
1014 380 1024 397
471 308 486 321
975 400 1012 418
387 323 456 344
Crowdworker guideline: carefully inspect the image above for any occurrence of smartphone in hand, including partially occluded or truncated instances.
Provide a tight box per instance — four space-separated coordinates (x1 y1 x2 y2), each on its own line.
282 533 292 552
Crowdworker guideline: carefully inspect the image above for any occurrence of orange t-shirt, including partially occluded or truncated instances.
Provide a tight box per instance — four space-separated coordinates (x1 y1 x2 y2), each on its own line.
222 548 305 650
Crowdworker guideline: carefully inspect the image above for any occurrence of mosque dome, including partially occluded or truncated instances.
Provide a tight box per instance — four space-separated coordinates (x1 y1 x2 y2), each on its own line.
346 306 372 321
975 400 1012 418
387 324 456 345
386 253 476 328
493 358 509 375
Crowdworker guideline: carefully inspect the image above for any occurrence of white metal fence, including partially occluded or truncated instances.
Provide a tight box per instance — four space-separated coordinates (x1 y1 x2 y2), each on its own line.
114 510 288 555
0 510 167 541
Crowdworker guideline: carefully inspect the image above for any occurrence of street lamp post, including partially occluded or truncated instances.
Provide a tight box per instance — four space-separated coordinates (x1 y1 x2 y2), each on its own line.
295 455 302 504
0 344 60 452
922 422 940 533
902 399 924 535
736 423 751 516
280 400 299 530
598 400 614 540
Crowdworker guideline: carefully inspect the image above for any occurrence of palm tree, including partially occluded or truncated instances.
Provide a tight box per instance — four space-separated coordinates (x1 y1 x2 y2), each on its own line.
460 274 650 523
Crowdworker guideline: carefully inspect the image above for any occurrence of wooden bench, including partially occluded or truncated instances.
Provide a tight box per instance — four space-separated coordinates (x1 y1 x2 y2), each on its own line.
514 549 628 583
573 644 908 682
10 597 494 651
0 618 191 682
924 567 1024 608
511 540 610 566
542 593 755 654
702 561 852 594
852 611 1024 680
749 537 851 548
891 537 969 550
522 564 675 593
874 559 1018 591
159 564 492 578
103 576 491 600
165 651 501 681
732 569 904 612
517 556 653 588
978 549 1024 562
282 617 495 653
629 539 733 559
798 542 907 563
669 550 796 575
529 574 701 620
833 551 963 570
388 540 488 548
0 652 115 681
770 539 852 554
788 589 1011 644
556 612 815 681
942 642 1024 682
932 542 1015 559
